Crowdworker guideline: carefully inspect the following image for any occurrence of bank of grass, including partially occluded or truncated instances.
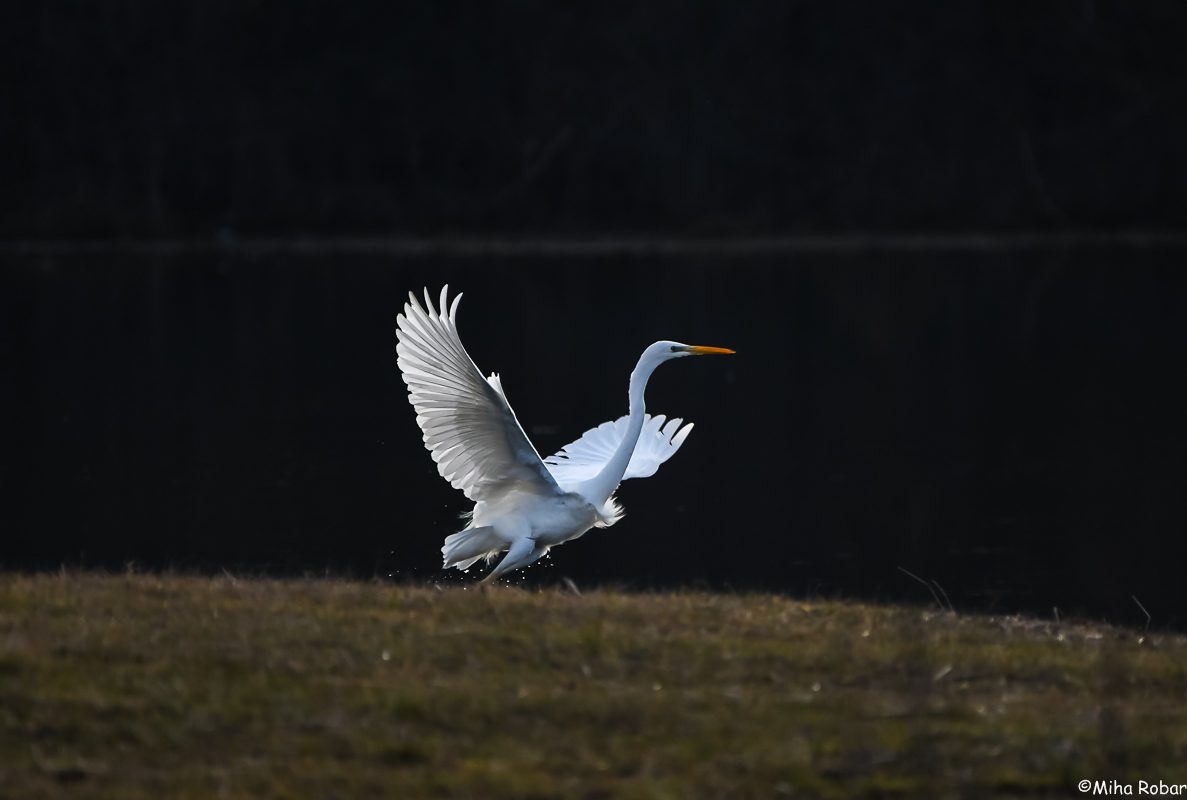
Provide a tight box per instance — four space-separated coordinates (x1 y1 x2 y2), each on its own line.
0 574 1185 799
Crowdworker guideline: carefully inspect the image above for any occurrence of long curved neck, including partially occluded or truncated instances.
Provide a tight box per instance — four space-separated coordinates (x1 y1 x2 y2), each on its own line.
579 353 659 508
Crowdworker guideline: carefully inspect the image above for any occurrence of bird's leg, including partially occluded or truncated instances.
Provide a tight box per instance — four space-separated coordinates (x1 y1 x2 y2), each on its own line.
481 537 548 584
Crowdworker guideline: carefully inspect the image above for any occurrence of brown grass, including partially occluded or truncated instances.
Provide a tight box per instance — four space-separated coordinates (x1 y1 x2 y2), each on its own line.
1 572 1185 799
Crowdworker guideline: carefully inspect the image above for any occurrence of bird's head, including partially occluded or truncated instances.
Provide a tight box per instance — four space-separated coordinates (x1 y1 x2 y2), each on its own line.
649 341 736 362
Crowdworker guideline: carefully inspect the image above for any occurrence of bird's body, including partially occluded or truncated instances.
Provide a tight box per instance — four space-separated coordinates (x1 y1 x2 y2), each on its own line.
396 287 732 581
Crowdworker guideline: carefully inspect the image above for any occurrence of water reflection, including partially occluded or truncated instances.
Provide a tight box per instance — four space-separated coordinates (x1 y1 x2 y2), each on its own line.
2 246 1184 627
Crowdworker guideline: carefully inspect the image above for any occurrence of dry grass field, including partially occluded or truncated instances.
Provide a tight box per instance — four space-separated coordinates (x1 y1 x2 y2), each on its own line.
1 572 1185 799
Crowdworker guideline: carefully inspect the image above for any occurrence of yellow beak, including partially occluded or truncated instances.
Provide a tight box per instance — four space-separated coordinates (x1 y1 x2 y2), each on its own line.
684 346 736 355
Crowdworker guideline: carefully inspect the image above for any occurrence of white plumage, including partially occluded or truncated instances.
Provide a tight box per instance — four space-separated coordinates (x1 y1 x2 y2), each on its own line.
543 414 694 484
395 288 559 502
396 286 733 581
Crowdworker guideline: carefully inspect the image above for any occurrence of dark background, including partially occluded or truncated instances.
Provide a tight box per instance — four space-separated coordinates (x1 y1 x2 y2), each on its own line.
3 2 1186 626
3 1 1187 237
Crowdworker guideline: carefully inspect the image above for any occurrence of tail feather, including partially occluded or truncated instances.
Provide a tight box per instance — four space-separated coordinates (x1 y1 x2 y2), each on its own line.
442 526 504 570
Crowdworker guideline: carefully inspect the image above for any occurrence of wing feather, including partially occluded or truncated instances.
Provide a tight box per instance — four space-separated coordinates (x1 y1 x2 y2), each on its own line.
543 413 694 487
396 286 562 501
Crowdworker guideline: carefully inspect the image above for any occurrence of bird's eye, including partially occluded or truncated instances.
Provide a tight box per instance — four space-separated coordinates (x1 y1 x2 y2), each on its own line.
670 346 680 352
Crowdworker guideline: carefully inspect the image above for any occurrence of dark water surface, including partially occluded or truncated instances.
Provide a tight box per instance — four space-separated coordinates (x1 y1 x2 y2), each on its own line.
3 248 1185 627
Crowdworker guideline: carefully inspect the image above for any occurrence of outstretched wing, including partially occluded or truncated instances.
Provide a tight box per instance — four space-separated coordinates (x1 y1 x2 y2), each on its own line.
396 286 563 501
543 414 694 488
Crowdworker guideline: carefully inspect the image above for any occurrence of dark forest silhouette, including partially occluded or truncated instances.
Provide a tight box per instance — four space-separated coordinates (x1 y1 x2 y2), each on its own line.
3 1 1186 238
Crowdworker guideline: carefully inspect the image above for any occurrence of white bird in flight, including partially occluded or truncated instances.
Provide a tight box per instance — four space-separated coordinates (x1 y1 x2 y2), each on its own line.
396 286 734 582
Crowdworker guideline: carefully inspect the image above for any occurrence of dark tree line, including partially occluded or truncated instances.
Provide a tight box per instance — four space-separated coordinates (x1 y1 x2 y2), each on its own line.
3 1 1185 239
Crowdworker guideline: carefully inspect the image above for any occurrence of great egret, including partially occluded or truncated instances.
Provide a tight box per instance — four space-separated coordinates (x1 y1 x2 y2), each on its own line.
396 286 733 582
